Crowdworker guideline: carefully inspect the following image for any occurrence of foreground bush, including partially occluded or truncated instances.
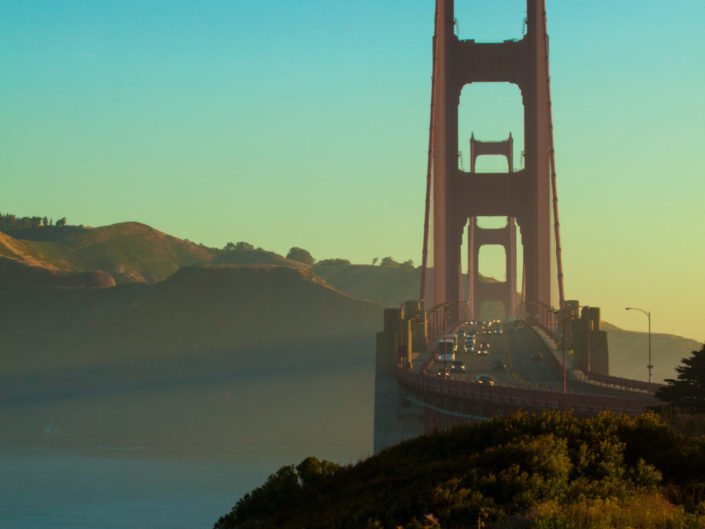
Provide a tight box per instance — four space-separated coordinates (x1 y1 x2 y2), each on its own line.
214 412 705 529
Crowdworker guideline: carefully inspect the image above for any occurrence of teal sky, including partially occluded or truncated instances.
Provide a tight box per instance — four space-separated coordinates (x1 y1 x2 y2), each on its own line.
1 1 704 342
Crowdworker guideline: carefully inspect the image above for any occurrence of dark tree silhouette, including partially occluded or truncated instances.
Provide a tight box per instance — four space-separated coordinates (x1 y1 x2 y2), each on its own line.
657 343 705 413
286 247 315 265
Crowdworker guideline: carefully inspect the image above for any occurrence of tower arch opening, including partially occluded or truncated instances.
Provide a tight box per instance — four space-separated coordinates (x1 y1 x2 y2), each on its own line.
458 83 524 172
454 0 527 43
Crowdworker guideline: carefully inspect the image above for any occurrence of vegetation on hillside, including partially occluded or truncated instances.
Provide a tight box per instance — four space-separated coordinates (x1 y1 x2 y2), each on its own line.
214 241 295 267
214 411 705 529
0 212 67 232
286 246 315 265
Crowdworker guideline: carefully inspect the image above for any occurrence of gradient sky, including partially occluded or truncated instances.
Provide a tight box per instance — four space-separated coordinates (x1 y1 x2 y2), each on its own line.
1 1 704 342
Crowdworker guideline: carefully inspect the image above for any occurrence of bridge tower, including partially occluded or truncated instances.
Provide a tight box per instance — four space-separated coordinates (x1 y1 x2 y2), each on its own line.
466 134 517 320
421 0 563 323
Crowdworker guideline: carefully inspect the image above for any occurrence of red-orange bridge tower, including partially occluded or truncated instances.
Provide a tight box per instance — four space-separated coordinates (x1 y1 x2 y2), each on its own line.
421 0 565 322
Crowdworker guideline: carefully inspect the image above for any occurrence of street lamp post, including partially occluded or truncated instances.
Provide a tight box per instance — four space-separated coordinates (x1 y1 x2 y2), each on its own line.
625 307 653 383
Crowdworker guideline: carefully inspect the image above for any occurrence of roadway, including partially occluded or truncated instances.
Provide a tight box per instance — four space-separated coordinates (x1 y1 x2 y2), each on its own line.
428 320 656 401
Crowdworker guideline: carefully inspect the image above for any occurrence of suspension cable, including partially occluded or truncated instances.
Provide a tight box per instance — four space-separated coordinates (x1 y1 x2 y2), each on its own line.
542 9 566 310
420 2 440 306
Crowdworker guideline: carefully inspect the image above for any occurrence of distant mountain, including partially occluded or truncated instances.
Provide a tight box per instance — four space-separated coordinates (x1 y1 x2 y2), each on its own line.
313 263 421 306
0 264 381 389
0 264 382 453
601 322 702 383
313 262 501 313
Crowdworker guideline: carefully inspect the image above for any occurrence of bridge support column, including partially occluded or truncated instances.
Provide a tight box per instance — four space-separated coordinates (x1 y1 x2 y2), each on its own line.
568 304 609 376
373 308 424 454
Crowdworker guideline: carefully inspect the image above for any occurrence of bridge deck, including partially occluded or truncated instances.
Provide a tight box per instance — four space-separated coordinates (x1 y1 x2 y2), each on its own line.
410 321 660 418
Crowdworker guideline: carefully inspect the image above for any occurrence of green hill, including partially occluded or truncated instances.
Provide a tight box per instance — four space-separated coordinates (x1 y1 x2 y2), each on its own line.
214 412 705 529
0 221 308 286
11 222 216 283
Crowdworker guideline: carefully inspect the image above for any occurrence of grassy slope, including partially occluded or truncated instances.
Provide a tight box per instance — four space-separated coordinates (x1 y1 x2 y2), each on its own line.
0 256 116 288
0 223 309 285
0 230 59 269
18 222 216 283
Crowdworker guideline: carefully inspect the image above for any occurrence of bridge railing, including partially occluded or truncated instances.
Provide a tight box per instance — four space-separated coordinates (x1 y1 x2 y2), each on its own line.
583 372 665 392
396 368 659 417
522 302 559 340
426 301 470 345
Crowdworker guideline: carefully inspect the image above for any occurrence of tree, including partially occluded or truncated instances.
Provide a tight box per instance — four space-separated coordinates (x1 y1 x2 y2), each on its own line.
656 343 705 413
380 256 400 268
295 456 339 488
400 259 415 270
286 247 315 265
56 217 67 227
372 257 379 266
224 241 254 252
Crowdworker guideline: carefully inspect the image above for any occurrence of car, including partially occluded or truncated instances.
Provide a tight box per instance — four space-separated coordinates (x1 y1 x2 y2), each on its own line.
531 352 544 361
450 360 466 373
436 367 450 378
493 360 508 371
476 375 495 386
